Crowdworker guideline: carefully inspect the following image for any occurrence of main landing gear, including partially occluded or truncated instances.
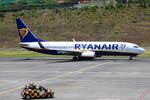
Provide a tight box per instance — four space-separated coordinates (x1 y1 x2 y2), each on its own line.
73 56 78 61
72 56 95 61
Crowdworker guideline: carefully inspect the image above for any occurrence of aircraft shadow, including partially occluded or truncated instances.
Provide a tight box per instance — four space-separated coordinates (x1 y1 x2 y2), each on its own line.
11 57 147 64
12 57 150 64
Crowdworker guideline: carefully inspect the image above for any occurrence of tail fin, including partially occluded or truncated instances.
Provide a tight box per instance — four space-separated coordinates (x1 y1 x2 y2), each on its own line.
16 18 46 42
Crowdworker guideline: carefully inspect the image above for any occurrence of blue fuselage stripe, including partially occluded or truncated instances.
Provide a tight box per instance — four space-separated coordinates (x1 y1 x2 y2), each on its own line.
22 46 137 56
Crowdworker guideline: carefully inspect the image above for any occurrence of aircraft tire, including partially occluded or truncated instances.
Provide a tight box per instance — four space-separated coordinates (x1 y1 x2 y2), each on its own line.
129 56 133 60
73 56 78 61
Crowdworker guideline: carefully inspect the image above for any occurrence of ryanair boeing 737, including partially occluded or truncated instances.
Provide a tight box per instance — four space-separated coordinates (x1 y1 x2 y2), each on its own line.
16 18 145 60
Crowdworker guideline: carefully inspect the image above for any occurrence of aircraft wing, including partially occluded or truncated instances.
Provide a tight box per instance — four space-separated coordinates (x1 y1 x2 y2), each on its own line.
47 48 82 55
37 42 82 55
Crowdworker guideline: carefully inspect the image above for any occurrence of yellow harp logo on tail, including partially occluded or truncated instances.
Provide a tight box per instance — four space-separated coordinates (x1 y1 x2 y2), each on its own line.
19 28 28 38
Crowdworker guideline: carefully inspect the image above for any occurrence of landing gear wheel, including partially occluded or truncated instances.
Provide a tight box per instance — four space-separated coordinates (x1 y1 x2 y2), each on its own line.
73 56 78 61
129 56 133 60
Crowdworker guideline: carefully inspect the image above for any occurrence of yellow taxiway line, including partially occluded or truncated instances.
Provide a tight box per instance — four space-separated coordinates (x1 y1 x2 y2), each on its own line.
38 62 112 84
0 61 112 95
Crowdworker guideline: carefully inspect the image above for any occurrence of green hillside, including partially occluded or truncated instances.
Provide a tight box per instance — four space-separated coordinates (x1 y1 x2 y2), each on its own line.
0 5 150 48
0 0 77 11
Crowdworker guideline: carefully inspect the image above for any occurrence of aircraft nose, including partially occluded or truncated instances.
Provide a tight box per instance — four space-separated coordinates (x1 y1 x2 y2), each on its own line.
139 47 145 53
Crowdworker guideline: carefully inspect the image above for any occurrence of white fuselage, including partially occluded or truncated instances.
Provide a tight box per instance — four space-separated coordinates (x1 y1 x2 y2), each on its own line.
20 41 145 57
16 18 145 60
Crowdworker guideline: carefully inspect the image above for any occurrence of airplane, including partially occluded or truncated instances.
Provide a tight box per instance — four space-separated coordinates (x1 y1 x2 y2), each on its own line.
16 18 145 60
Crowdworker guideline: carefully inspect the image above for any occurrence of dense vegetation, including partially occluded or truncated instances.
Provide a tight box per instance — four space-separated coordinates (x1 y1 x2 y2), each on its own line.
0 0 77 11
0 3 150 48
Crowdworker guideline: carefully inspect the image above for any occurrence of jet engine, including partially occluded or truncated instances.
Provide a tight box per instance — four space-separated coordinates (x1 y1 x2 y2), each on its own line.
81 51 95 57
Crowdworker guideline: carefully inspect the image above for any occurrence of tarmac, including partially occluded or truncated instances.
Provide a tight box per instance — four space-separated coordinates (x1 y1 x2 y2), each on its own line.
0 57 150 100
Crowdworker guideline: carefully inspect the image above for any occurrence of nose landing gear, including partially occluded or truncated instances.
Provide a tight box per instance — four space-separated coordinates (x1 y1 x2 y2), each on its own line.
129 55 135 60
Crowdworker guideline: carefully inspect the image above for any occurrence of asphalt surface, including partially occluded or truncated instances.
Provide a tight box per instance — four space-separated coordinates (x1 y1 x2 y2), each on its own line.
0 57 150 100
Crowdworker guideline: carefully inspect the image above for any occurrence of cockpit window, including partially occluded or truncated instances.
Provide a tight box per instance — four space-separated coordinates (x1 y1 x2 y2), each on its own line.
133 46 139 48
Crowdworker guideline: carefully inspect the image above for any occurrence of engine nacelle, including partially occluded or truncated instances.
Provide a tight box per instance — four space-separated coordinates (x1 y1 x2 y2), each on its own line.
81 51 95 57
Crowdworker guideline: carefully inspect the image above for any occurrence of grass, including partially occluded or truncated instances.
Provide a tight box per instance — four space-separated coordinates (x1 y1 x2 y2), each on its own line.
0 6 150 48
0 50 72 58
0 48 149 58
138 48 150 58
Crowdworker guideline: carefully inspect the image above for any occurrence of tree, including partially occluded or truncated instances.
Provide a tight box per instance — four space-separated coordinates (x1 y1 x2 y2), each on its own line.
139 0 147 8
